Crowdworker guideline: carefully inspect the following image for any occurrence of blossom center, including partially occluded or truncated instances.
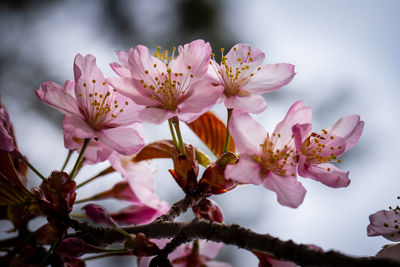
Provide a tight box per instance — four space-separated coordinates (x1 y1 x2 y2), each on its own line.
211 47 262 97
140 46 195 111
78 80 128 130
254 133 296 177
301 129 343 171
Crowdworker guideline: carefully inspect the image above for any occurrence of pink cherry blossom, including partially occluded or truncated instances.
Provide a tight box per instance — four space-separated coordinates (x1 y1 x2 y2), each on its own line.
108 39 224 123
108 153 169 213
0 96 15 152
207 44 295 113
292 115 364 188
225 100 311 208
367 208 400 241
36 54 145 157
138 240 231 267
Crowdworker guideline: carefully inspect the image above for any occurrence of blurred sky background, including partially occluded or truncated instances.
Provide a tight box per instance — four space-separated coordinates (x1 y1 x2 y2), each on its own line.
1 0 400 266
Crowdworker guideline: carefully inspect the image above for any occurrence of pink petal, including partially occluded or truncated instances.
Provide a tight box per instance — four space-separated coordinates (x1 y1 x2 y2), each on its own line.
73 54 105 85
128 45 167 82
225 44 265 67
0 107 14 152
108 97 144 125
172 39 211 77
244 63 295 94
326 115 364 151
272 100 312 149
178 80 224 123
292 123 313 152
63 129 113 164
107 77 157 107
262 174 306 208
298 162 350 188
36 81 81 117
225 154 263 185
116 50 130 68
124 161 161 208
368 209 400 241
224 94 267 114
62 116 97 139
228 110 266 154
199 240 223 259
110 62 131 78
138 107 174 124
111 203 168 225
99 126 144 155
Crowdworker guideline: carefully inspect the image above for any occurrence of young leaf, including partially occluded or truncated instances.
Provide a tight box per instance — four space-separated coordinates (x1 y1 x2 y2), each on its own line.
187 111 235 157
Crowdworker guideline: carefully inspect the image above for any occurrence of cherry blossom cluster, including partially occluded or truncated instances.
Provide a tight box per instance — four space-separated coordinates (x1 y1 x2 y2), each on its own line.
0 39 368 266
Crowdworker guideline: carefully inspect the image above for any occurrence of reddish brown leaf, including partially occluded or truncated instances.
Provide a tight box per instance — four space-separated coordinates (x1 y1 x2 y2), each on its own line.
187 111 235 157
132 140 210 167
132 140 175 162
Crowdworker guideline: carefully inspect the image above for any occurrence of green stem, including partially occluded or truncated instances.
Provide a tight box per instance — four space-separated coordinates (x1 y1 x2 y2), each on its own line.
168 118 179 151
76 166 113 189
172 117 186 156
74 195 98 204
17 155 47 182
70 138 90 180
61 150 73 172
223 108 233 153
40 239 59 266
115 227 132 239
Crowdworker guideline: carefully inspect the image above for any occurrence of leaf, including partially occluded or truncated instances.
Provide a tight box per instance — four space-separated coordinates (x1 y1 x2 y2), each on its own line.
133 140 175 162
187 111 235 157
132 140 211 167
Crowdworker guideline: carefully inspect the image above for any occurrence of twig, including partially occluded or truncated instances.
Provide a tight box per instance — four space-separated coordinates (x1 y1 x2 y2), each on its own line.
68 218 400 267
155 193 203 222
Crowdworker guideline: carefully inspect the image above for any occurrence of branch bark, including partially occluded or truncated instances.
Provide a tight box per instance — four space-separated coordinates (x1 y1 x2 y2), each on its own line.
69 218 400 267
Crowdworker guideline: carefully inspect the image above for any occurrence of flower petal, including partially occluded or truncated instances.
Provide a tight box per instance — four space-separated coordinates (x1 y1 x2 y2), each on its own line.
224 94 267 114
225 43 265 67
225 154 263 185
99 126 144 155
178 80 224 123
139 107 174 124
244 63 295 93
326 115 364 151
63 129 113 164
228 110 266 154
298 162 350 188
368 209 400 241
273 100 312 149
62 116 97 139
262 174 306 208
172 39 211 77
36 81 81 117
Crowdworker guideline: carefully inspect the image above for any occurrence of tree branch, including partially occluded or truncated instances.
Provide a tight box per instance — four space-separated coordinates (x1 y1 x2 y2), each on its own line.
69 218 400 266
155 192 203 222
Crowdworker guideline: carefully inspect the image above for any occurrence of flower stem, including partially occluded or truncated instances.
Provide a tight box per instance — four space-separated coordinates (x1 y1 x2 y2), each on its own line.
223 108 233 153
70 138 90 180
74 195 97 204
76 166 114 189
40 239 59 267
16 154 47 182
168 118 179 151
172 117 186 156
61 150 73 172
